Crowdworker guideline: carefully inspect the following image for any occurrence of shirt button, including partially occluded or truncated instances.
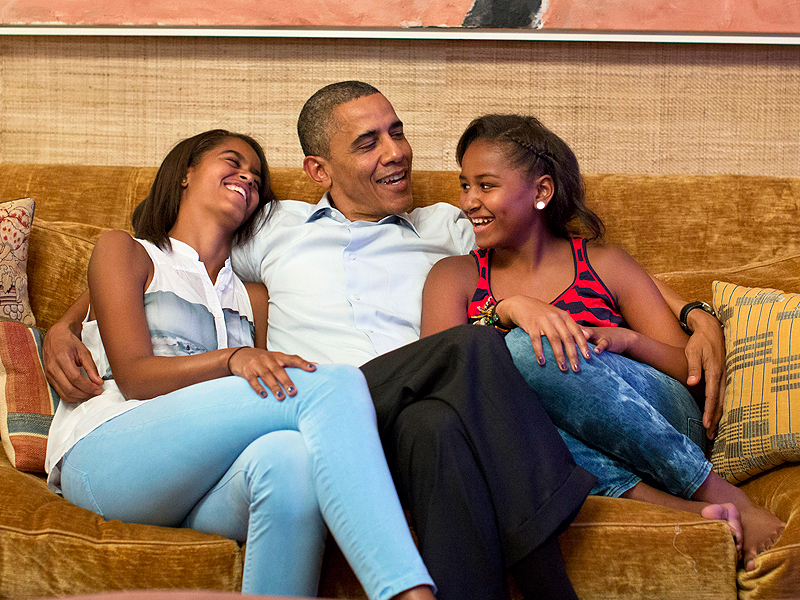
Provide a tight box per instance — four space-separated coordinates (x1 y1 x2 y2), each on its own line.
349 254 356 260
354 294 360 301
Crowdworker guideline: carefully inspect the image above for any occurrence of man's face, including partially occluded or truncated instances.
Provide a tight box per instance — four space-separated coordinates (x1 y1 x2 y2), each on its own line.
322 93 414 222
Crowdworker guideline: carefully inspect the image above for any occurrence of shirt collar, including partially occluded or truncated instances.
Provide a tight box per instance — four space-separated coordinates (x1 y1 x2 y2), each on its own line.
305 193 420 237
168 237 234 290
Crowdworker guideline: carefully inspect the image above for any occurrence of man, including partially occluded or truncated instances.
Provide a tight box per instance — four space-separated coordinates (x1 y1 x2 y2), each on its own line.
45 81 724 599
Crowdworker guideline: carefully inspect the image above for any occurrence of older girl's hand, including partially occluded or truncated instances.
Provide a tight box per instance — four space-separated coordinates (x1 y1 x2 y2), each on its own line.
227 347 316 400
498 295 592 372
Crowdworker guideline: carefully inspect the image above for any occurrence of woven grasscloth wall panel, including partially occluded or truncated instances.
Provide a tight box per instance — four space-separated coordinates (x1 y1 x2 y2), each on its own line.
1 36 798 176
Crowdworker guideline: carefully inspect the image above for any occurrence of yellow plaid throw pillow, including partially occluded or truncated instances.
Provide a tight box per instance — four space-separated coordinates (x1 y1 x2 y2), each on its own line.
711 281 800 483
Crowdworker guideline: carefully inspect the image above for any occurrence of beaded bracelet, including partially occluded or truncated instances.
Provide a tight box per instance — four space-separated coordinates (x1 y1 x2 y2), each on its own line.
487 300 512 333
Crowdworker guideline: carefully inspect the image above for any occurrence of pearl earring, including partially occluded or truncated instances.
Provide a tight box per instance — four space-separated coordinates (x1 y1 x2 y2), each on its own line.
536 201 546 210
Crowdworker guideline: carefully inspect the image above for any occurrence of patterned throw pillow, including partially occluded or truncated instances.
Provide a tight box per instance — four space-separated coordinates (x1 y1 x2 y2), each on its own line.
0 321 59 472
0 197 35 326
710 281 800 483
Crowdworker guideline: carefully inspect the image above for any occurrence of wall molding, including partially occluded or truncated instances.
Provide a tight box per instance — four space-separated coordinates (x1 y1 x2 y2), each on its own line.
1 25 799 45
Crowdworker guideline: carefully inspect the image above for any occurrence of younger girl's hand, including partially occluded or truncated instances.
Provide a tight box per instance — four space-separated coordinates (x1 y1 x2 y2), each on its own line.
585 327 638 355
500 295 592 372
227 347 316 400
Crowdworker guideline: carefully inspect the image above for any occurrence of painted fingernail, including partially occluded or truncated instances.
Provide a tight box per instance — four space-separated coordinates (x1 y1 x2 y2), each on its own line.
308 363 316 370
560 361 568 371
276 391 284 399
538 356 546 366
287 386 295 394
259 390 267 398
573 363 580 372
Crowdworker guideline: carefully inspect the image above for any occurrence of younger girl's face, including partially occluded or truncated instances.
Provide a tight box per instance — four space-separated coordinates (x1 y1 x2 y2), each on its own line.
183 137 263 228
459 139 540 249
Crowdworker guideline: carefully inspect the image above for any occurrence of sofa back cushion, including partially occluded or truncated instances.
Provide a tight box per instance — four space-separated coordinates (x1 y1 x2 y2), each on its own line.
3 165 800 329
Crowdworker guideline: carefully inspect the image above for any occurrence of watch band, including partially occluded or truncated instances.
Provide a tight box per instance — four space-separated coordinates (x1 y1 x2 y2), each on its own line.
679 301 716 334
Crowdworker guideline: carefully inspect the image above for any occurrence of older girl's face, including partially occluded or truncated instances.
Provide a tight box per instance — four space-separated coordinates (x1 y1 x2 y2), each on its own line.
458 139 541 250
182 137 263 228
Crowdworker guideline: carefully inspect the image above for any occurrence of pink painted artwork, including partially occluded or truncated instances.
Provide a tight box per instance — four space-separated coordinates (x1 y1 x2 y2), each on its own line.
1 0 798 33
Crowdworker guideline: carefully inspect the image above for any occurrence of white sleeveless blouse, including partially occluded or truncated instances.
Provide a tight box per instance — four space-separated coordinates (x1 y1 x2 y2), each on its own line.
45 238 255 492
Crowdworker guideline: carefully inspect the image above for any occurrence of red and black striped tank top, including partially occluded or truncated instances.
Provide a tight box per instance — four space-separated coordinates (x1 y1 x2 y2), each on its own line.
467 238 627 329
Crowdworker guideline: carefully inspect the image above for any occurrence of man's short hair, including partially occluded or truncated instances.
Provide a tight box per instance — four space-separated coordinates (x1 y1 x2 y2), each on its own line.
297 81 381 159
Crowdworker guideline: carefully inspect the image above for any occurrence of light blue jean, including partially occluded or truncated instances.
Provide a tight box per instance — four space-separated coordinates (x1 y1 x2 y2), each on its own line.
505 328 712 499
60 365 433 600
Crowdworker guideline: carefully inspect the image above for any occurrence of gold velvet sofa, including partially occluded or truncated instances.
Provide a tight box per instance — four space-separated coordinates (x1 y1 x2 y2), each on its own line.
1 165 799 600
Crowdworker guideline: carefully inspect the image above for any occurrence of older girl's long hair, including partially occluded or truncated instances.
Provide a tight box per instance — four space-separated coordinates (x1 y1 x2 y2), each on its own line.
132 129 275 250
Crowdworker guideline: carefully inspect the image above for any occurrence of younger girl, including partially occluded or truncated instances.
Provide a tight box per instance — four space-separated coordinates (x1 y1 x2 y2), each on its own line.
45 130 435 600
421 114 784 572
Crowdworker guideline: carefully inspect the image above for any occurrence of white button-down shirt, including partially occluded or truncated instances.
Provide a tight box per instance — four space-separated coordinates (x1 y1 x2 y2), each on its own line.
232 194 475 366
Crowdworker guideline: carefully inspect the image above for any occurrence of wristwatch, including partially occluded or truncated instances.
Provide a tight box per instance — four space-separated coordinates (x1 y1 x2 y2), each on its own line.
679 301 716 334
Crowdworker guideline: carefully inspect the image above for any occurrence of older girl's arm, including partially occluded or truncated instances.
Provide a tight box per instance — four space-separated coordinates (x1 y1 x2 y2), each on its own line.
245 281 269 350
89 231 313 401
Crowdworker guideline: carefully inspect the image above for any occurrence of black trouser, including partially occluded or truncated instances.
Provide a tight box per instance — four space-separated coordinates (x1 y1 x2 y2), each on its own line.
361 325 596 600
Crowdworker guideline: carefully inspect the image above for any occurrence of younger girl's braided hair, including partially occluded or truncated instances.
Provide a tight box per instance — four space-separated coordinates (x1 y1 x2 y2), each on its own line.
455 114 604 240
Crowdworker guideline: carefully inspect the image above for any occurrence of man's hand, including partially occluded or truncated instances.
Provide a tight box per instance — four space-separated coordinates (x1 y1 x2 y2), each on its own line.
684 308 726 439
43 320 103 402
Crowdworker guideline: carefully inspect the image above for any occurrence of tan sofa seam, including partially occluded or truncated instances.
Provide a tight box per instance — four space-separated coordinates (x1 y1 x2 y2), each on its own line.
0 525 235 548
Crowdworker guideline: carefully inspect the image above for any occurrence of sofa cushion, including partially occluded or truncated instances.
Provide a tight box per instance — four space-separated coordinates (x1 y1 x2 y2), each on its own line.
0 321 59 472
0 450 243 599
710 281 800 483
738 464 800 599
558 496 737 599
28 218 108 330
654 252 800 306
0 197 35 326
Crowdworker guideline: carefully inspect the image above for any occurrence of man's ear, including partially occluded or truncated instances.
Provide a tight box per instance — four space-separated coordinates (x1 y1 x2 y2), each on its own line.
303 156 332 189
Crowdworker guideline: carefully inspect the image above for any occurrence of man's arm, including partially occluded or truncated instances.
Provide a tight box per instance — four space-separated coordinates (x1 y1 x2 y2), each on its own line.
42 289 104 402
652 276 726 439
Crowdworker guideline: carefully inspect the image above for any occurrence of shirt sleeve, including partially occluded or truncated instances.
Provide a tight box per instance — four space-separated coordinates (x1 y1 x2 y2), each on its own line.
231 223 270 283
452 208 477 254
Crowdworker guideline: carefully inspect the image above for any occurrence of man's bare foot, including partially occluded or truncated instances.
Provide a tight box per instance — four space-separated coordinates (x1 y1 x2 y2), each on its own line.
700 503 743 558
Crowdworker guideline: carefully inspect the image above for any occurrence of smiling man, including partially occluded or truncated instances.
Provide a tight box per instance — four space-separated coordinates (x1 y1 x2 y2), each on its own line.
234 83 478 367
230 80 598 600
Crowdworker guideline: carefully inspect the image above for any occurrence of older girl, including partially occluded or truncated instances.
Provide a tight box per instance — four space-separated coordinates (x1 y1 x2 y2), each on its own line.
45 130 435 600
